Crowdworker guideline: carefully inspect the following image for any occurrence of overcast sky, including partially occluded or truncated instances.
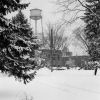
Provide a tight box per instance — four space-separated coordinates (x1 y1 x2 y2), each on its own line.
23 0 61 23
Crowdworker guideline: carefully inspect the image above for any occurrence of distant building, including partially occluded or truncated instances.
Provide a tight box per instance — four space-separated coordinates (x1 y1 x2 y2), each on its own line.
62 46 72 57
40 49 89 69
40 49 72 67
40 49 62 67
62 55 89 69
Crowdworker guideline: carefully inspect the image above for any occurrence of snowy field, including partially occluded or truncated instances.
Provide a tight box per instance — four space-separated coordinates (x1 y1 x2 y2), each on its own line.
0 68 100 100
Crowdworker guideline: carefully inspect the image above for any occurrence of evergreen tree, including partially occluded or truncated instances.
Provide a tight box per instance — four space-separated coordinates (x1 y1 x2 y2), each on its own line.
0 0 29 29
82 0 100 75
0 0 39 84
11 10 33 39
11 10 39 57
82 0 100 61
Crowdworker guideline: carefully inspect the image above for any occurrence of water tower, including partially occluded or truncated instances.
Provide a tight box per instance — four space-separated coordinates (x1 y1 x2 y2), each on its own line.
30 8 44 39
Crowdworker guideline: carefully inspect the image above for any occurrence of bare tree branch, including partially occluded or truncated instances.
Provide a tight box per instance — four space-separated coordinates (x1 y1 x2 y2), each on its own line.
56 0 85 24
56 0 100 24
72 26 89 52
43 22 69 50
77 0 99 19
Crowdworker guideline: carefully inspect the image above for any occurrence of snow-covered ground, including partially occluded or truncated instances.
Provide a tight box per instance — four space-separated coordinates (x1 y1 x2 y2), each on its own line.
0 68 100 100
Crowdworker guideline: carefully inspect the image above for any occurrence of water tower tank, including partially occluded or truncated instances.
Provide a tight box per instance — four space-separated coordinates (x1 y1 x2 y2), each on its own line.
30 8 42 20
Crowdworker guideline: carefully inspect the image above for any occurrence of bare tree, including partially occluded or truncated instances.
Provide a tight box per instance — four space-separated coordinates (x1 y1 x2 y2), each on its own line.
56 0 100 24
56 0 100 54
56 0 85 24
43 22 69 51
72 26 89 53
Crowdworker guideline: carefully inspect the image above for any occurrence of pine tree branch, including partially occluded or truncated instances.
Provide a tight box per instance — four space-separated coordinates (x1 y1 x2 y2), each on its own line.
0 16 29 31
77 0 100 20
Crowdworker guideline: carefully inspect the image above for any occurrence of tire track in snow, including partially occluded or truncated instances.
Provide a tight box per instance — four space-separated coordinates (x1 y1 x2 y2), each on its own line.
36 79 100 95
36 80 79 96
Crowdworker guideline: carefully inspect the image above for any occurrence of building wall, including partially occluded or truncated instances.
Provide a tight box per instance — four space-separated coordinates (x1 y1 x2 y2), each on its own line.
62 56 89 68
40 49 62 67
40 49 89 68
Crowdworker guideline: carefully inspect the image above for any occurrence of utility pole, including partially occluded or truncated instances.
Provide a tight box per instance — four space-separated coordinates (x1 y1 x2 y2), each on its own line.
50 29 53 71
